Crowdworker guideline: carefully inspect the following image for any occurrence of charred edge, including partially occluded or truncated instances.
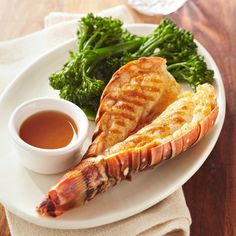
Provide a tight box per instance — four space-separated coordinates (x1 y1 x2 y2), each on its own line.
91 128 103 142
37 198 57 217
83 143 97 159
97 94 117 121
115 120 126 127
95 110 104 124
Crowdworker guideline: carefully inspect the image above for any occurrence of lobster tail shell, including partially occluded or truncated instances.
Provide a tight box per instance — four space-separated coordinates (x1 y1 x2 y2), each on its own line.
105 107 218 181
37 157 109 217
37 83 218 217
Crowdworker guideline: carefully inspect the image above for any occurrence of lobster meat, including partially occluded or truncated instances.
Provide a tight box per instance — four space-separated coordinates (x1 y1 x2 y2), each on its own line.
37 83 218 217
84 57 181 158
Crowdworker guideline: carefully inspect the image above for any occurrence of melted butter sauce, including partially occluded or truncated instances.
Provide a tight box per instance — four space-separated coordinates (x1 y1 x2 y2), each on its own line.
19 111 78 149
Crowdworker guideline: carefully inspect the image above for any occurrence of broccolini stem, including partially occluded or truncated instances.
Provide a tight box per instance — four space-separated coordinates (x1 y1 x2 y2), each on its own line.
78 25 89 52
167 62 190 70
94 34 109 49
86 39 142 74
83 31 100 50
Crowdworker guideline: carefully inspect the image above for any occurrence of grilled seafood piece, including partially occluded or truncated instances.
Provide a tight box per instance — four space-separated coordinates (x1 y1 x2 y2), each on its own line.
84 57 181 158
37 84 218 217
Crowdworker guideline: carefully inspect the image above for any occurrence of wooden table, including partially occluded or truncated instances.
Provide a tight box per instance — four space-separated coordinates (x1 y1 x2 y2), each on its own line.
0 0 235 235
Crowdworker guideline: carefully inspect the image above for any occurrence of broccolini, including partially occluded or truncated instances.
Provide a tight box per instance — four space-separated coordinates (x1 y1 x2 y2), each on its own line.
49 14 214 120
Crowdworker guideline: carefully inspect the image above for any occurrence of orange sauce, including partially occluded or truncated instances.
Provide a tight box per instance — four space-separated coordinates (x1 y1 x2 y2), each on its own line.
19 111 78 149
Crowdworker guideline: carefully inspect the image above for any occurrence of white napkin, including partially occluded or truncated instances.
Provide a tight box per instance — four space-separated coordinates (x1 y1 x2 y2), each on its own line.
6 189 190 236
0 5 191 236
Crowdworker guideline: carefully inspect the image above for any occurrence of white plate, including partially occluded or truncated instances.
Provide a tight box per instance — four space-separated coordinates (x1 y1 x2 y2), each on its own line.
0 24 225 229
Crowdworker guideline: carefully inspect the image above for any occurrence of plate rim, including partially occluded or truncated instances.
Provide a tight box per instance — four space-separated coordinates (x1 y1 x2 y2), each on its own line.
0 23 226 229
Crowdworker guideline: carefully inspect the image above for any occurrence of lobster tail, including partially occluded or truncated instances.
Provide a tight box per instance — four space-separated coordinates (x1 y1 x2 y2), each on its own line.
84 57 181 158
37 157 109 217
104 106 218 181
37 83 218 216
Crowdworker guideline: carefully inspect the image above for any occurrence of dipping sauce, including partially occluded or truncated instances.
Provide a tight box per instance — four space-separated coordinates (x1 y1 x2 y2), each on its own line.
19 111 78 149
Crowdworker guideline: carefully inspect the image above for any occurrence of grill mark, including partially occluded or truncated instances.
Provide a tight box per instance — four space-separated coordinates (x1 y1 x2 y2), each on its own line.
146 125 169 135
108 129 122 135
148 78 162 84
173 117 186 124
132 75 143 83
120 96 145 107
111 112 135 121
124 90 154 101
135 140 150 148
104 94 117 102
141 85 161 93
114 102 135 113
115 120 126 127
127 135 146 146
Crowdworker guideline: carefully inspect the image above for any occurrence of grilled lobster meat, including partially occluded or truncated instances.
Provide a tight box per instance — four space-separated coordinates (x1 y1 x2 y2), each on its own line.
84 57 181 158
37 83 218 217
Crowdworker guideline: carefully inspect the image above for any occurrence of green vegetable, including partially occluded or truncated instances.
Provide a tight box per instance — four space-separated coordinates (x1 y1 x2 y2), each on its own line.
49 14 214 120
167 55 214 90
133 18 197 63
50 14 142 119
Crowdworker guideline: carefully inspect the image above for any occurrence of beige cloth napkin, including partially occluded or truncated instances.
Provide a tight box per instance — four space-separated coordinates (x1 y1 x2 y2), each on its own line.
6 189 190 236
0 5 191 236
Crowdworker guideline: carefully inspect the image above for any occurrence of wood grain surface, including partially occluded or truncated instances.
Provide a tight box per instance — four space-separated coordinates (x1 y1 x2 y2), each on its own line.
0 0 235 235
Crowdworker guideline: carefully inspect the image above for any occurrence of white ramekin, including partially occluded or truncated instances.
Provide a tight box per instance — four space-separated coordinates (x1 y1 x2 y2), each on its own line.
8 97 89 174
